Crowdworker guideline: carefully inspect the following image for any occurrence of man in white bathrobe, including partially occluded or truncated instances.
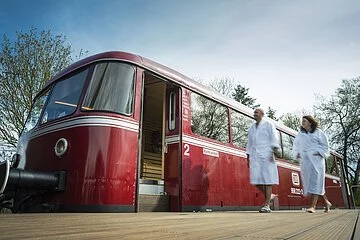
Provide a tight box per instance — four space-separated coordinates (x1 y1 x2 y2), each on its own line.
246 108 279 213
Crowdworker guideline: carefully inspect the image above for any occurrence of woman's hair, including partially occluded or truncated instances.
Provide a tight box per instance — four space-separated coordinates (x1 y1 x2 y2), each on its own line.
302 115 319 133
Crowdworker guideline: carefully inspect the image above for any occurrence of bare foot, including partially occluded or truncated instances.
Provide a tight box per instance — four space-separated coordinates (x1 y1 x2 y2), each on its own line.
306 207 316 213
270 194 279 202
324 201 332 213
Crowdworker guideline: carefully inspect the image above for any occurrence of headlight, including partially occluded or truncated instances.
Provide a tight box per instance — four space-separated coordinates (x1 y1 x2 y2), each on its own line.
54 138 69 157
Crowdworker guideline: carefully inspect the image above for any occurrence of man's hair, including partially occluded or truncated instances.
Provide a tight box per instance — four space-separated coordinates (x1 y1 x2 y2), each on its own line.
255 108 264 115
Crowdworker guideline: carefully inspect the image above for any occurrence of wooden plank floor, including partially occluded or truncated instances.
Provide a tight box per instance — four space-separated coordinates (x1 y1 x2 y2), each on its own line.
0 210 359 239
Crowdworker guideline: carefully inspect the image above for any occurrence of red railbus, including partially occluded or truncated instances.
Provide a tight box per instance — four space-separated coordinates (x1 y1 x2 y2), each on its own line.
0 51 353 212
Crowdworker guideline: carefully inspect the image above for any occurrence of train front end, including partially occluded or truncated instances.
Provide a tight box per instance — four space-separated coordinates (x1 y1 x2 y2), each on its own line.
0 52 142 213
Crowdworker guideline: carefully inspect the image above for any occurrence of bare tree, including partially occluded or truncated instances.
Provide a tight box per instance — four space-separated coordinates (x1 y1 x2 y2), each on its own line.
191 77 236 142
314 77 360 185
280 112 301 131
191 93 229 142
197 77 260 108
192 77 260 145
0 28 86 147
207 77 237 97
280 109 314 131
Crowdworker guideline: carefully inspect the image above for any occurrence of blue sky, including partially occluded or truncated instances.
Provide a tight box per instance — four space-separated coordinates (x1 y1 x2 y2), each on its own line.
1 0 360 115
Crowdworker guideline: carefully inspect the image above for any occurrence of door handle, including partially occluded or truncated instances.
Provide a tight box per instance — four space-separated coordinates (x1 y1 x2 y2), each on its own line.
164 142 168 153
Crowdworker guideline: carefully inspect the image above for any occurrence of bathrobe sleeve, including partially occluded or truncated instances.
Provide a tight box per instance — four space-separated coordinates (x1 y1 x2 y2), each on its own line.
314 129 329 158
246 124 254 155
269 121 280 150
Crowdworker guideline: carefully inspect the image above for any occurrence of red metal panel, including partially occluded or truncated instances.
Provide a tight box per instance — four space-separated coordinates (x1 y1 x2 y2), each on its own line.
181 89 192 135
164 144 180 211
133 67 143 122
220 155 249 206
182 143 220 208
180 138 346 210
24 122 138 207
276 160 345 209
324 178 345 208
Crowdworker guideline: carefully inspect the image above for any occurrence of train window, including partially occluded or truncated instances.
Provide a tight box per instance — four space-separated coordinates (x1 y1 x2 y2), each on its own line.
275 131 282 158
230 111 253 148
82 62 135 115
23 88 50 132
282 133 297 163
190 92 229 143
168 92 176 130
40 69 88 124
326 154 338 175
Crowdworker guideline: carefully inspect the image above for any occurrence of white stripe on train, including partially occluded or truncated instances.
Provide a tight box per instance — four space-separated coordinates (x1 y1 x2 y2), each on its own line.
27 116 139 140
28 122 340 182
166 134 340 181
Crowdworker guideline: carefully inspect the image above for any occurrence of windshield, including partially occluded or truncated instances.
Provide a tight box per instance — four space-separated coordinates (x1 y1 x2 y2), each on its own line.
23 89 50 132
23 68 88 132
40 69 88 124
22 61 135 133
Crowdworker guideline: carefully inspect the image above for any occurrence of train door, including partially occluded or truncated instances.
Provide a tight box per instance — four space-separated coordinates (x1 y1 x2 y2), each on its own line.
164 86 182 211
137 72 181 212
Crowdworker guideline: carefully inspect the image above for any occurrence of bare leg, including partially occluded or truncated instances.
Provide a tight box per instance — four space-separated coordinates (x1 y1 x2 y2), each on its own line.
311 194 319 208
307 194 319 213
255 185 264 193
322 194 331 205
323 194 332 212
256 185 276 208
264 185 272 207
256 184 272 213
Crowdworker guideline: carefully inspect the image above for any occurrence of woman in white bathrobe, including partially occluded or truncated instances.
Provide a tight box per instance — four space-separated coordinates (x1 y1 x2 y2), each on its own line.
246 108 279 213
292 115 332 213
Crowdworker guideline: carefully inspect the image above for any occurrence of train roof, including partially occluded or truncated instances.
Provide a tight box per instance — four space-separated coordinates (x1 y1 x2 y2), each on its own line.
46 51 299 137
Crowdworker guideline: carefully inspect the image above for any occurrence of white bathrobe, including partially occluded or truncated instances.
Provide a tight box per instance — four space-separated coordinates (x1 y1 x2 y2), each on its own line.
246 119 280 185
292 129 329 196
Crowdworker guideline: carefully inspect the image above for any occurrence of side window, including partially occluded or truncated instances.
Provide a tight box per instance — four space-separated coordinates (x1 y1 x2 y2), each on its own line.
41 69 88 124
326 154 338 176
275 131 282 158
231 111 253 148
82 62 135 115
190 92 229 143
282 133 297 163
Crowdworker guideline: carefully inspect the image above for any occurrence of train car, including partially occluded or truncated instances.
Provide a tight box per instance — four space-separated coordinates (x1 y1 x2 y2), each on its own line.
0 51 353 212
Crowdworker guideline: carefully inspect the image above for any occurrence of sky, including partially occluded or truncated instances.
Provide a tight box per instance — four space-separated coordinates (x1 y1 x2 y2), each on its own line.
1 0 359 115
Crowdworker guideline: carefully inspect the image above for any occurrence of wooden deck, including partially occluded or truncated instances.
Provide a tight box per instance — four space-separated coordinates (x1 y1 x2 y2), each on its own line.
0 209 359 239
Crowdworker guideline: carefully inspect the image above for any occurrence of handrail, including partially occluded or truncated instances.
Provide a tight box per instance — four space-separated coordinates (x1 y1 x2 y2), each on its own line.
350 185 360 209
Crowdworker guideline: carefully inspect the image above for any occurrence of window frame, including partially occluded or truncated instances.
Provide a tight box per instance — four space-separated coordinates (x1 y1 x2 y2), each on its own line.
230 109 254 149
39 68 89 124
280 131 297 163
190 91 230 143
80 61 137 117
22 87 52 133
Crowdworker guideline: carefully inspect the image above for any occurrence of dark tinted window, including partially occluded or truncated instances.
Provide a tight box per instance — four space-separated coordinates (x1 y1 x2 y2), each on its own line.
82 62 135 115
